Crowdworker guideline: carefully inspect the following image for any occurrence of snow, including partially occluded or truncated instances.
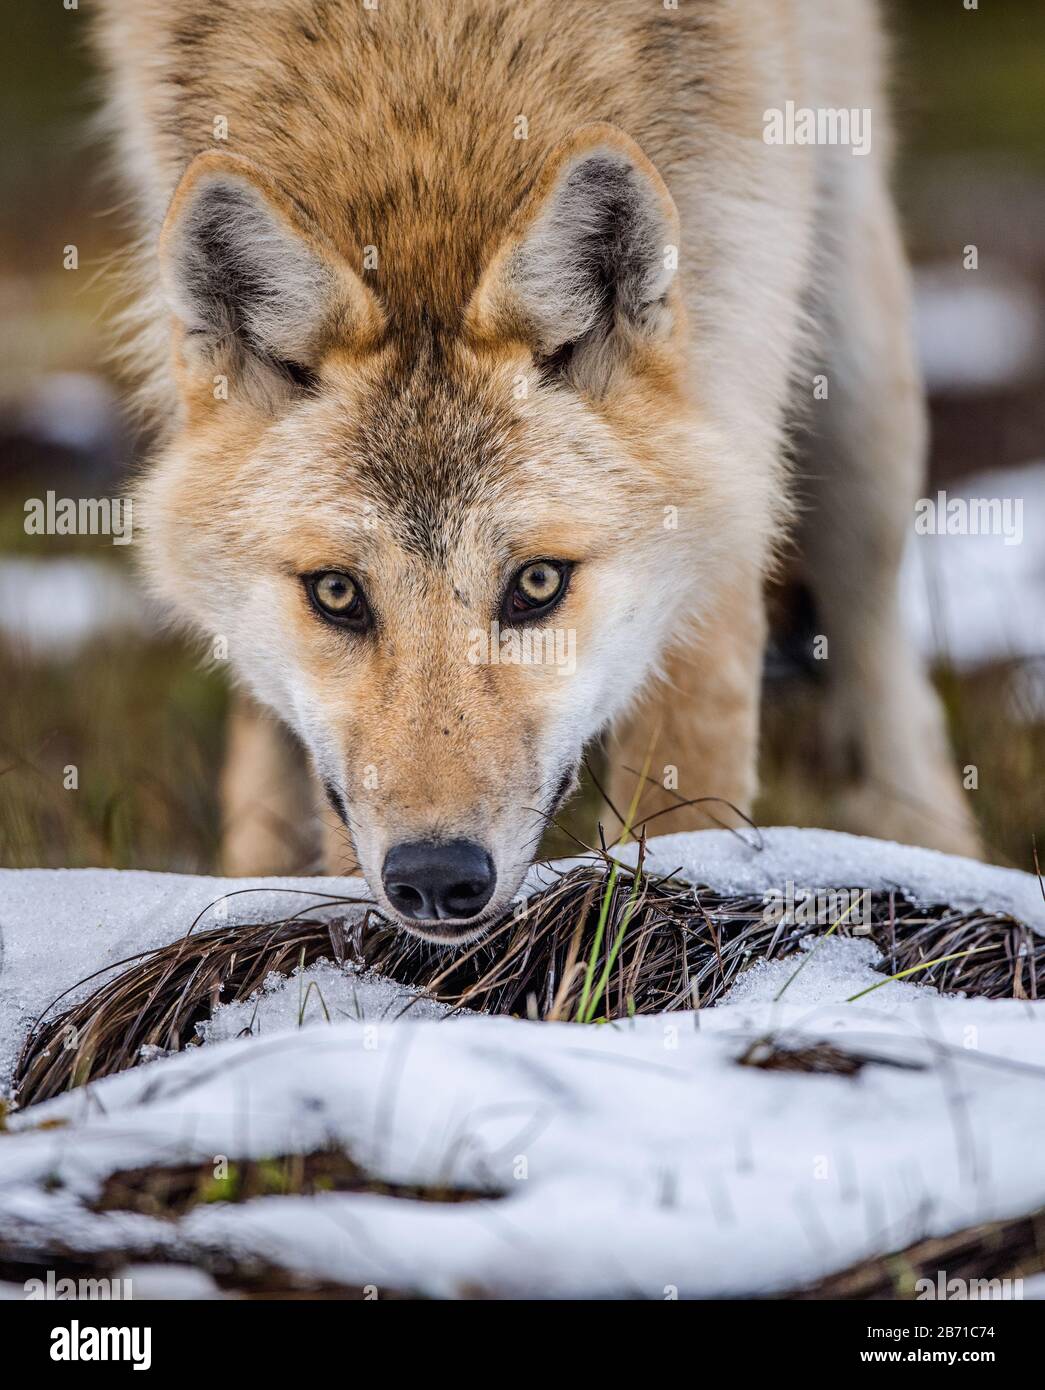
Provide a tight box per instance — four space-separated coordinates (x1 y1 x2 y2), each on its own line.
0 557 148 657
3 829 1040 1091
118 1264 227 1300
603 825 1045 932
17 372 123 454
1 830 1044 1298
0 868 369 1091
198 959 454 1045
719 934 932 1010
3 993 1043 1299
913 265 1043 392
900 460 1045 676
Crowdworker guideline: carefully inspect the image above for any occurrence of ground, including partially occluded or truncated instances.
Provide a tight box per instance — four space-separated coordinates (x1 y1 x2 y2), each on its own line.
1 830 1043 1299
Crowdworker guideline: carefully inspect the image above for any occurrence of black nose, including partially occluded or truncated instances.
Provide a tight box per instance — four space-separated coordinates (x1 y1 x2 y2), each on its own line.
382 839 496 921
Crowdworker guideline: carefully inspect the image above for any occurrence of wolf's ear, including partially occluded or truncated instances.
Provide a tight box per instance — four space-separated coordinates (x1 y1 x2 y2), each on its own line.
160 152 382 395
466 125 680 391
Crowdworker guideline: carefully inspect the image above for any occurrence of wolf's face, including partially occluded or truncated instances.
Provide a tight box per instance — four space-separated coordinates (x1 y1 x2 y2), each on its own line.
142 127 744 939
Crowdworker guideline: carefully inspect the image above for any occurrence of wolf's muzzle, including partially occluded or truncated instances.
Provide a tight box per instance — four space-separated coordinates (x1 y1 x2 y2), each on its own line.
382 838 496 922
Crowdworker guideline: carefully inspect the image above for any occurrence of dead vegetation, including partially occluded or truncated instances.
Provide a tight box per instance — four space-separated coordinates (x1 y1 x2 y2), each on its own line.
14 846 1043 1106
93 1150 498 1220
792 1207 1045 1299
736 1038 926 1077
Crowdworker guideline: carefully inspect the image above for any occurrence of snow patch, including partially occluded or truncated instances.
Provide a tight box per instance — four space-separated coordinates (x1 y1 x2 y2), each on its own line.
720 935 935 1009
0 558 147 657
900 460 1045 674
913 266 1043 392
2 832 1043 1298
198 959 454 1045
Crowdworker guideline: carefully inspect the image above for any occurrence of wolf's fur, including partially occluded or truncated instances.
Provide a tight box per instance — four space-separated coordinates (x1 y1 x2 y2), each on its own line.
92 0 980 937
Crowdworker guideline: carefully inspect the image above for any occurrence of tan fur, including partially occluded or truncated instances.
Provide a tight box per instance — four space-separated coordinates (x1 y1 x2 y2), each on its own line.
92 0 980 935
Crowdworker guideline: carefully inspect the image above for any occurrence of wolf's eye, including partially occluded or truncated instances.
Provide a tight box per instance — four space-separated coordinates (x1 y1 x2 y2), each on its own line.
505 560 570 622
307 571 368 628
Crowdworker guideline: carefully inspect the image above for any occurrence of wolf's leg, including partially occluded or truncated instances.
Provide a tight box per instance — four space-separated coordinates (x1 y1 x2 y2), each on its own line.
604 574 766 837
219 692 321 875
797 169 980 857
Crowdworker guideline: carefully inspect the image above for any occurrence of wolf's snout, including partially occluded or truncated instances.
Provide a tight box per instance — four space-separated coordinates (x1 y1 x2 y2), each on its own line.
382 839 496 922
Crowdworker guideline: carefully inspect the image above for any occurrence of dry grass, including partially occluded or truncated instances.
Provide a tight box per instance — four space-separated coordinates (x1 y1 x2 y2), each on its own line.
736 1038 926 1078
15 845 1043 1107
793 1208 1045 1299
5 1178 1041 1303
5 839 1044 1300
93 1152 496 1220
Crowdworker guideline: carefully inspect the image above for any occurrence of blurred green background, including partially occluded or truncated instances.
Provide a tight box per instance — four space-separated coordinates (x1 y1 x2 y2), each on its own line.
1 1 1043 874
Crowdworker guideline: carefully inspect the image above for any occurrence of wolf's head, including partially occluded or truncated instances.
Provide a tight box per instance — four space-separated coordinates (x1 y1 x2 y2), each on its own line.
141 124 747 940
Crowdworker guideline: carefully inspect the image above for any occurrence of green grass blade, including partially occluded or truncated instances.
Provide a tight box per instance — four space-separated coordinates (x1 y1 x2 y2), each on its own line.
773 894 866 1002
845 946 991 1002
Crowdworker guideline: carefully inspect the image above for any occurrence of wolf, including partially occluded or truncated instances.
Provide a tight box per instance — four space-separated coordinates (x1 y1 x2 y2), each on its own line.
92 0 980 940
